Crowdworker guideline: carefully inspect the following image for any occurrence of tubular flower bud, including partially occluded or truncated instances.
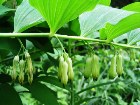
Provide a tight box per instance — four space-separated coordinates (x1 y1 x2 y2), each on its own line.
109 55 117 79
12 55 19 81
19 59 25 72
28 73 33 84
58 56 64 79
83 56 92 78
19 71 24 84
18 60 25 84
130 50 136 61
61 61 68 85
66 57 74 81
25 52 33 73
91 54 100 80
116 54 123 75
25 51 34 84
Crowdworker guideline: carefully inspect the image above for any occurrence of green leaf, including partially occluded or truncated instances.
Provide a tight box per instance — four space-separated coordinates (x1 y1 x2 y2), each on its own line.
29 0 99 34
36 76 65 89
122 2 140 12
70 18 81 36
75 97 98 105
126 70 136 82
79 5 134 37
0 0 5 5
16 0 23 5
0 83 22 105
98 0 111 6
42 54 58 71
14 0 45 33
0 5 12 15
101 13 140 42
0 38 21 55
27 37 54 53
131 102 140 105
113 34 127 43
27 82 59 105
137 41 140 46
127 28 140 45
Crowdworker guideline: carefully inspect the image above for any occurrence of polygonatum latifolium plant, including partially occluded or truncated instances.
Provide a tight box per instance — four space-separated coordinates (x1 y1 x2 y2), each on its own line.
0 0 140 105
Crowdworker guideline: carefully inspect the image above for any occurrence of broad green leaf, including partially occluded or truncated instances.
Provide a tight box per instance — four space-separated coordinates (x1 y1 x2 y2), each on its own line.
14 0 45 33
0 5 12 15
131 102 140 105
113 34 127 43
122 2 140 12
126 70 136 82
137 41 140 46
16 0 23 5
27 37 54 53
29 0 99 34
42 54 58 71
101 13 140 42
98 0 111 6
79 5 134 37
26 82 59 105
36 76 65 89
0 38 21 55
0 0 6 4
70 18 81 36
0 83 22 105
127 28 140 45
